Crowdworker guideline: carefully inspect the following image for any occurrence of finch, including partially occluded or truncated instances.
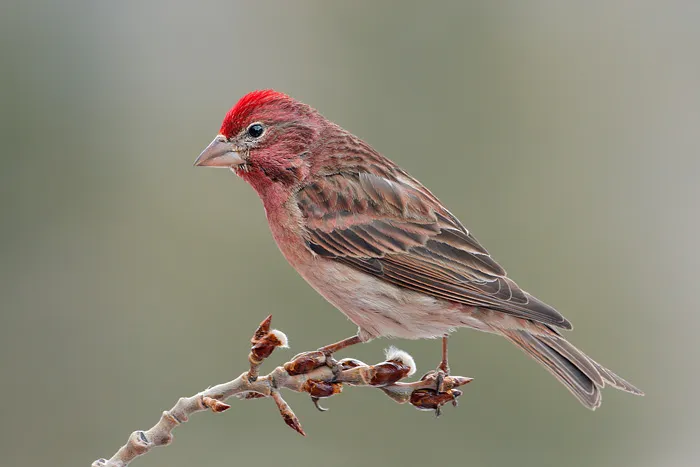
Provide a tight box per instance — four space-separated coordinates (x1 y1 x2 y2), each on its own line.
195 90 642 409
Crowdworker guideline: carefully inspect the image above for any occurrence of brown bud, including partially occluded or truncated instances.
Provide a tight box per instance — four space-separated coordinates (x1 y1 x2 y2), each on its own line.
409 389 462 411
367 361 412 387
252 315 272 343
251 333 283 361
280 411 306 436
271 390 306 436
303 379 343 398
448 376 473 388
284 351 326 375
202 396 231 413
249 330 288 376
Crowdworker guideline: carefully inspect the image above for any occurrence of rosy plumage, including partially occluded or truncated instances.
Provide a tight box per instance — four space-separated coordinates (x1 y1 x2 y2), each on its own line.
195 90 642 409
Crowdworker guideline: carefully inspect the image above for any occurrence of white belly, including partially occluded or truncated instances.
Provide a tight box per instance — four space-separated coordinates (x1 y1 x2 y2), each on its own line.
296 257 486 340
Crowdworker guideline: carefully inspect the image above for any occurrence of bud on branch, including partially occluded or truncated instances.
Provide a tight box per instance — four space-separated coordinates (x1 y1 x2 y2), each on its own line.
92 316 472 467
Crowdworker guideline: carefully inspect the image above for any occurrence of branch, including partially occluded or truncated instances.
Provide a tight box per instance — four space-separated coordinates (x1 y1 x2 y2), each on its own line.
92 316 472 467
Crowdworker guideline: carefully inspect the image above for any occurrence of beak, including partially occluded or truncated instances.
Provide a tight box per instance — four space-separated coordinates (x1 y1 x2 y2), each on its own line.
194 135 245 168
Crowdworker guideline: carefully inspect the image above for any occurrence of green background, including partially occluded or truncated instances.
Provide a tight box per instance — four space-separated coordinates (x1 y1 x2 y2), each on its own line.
1 2 696 466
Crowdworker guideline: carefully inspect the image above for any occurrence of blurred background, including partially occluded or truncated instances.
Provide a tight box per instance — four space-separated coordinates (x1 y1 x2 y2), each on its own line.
1 1 698 466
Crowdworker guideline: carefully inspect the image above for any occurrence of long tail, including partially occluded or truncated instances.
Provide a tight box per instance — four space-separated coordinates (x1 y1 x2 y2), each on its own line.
499 328 643 409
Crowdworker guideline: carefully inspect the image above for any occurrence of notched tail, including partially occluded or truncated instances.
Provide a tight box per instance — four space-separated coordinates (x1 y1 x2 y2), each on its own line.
500 329 643 410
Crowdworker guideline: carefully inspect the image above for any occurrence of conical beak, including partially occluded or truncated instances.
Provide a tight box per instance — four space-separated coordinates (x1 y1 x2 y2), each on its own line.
194 135 245 168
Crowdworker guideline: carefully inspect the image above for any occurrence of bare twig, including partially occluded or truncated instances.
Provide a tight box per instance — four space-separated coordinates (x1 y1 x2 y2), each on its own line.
92 316 472 467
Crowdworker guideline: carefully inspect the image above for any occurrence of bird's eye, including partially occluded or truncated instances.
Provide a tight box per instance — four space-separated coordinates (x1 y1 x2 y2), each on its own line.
247 123 264 139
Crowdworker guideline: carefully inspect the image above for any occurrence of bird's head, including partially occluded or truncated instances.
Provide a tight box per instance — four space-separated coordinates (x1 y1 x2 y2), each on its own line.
194 90 323 193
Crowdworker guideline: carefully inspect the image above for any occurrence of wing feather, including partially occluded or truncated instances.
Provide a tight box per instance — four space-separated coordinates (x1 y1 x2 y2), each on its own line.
296 172 572 330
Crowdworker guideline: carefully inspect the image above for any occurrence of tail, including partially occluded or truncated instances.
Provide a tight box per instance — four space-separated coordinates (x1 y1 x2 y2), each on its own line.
500 328 644 410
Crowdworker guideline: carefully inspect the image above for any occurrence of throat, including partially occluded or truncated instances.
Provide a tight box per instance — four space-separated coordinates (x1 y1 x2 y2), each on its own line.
237 166 293 213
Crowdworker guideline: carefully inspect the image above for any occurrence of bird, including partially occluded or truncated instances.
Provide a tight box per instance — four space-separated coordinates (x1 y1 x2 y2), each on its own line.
194 89 643 410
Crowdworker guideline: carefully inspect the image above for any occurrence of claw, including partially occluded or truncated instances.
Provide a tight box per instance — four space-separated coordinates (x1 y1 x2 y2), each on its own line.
311 396 329 412
302 379 342 412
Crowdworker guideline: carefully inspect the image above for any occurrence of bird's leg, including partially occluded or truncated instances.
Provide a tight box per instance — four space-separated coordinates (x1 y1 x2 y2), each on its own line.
413 336 464 416
318 334 364 355
439 336 450 374
436 336 450 393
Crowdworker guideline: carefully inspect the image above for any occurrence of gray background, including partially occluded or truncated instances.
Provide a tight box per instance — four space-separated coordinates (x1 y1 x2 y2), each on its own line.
1 2 697 466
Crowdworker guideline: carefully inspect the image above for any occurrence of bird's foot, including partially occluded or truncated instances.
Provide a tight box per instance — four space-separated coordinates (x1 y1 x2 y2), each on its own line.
283 334 364 411
284 349 344 411
410 368 469 417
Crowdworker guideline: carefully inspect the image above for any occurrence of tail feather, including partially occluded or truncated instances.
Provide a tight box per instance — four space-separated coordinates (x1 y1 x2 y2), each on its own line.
591 358 644 395
501 329 643 410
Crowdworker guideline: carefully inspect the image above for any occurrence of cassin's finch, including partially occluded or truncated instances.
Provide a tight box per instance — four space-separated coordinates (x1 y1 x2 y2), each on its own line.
195 90 643 409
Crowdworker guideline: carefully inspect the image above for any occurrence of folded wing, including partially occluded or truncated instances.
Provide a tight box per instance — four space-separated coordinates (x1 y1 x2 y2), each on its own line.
296 171 572 330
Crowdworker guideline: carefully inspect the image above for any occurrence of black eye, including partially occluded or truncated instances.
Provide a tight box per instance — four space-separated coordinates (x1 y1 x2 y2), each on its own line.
247 123 264 138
